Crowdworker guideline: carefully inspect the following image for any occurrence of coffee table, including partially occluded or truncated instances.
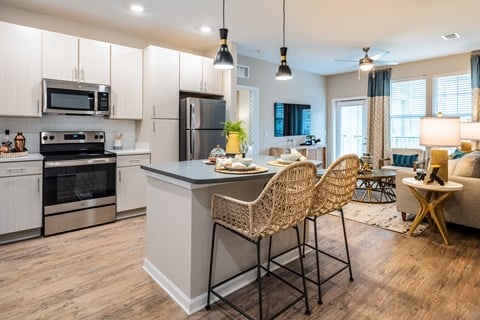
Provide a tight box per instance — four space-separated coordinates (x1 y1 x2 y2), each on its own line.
353 169 396 203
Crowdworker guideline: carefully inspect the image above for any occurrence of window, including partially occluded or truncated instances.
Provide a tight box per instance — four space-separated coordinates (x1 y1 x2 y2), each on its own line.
390 78 426 148
433 73 472 121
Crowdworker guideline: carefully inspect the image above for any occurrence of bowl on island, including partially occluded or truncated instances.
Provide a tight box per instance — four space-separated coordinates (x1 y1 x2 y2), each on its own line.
231 157 253 167
280 153 300 162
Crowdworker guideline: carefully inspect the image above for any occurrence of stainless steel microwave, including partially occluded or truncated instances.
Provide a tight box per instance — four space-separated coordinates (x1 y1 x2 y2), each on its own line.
42 79 110 116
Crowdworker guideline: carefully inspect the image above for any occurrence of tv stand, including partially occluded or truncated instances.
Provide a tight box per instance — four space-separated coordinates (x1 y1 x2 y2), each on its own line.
269 145 326 169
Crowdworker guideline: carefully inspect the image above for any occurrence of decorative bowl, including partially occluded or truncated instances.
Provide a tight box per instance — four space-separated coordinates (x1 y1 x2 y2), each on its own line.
231 157 253 167
280 153 299 162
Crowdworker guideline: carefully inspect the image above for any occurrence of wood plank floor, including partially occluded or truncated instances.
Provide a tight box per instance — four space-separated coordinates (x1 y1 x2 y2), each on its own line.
1 214 479 320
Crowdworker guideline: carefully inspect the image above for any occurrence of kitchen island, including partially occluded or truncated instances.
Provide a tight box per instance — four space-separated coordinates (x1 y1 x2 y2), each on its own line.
141 156 319 314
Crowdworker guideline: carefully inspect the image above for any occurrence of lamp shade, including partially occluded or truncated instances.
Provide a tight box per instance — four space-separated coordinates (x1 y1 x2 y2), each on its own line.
460 122 480 140
420 116 460 147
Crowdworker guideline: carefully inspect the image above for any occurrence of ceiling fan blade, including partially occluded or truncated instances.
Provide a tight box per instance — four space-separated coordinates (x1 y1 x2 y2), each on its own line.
375 60 398 66
370 50 390 61
334 59 357 63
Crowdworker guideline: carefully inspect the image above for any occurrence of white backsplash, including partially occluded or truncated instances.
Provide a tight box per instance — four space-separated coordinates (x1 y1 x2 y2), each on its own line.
0 115 136 152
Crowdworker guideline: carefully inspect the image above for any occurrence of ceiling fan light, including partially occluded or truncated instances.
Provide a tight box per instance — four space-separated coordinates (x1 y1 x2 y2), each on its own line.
359 61 374 71
214 29 234 69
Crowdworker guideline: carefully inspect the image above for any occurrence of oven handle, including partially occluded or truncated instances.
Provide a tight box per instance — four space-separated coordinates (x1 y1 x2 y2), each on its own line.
44 157 116 168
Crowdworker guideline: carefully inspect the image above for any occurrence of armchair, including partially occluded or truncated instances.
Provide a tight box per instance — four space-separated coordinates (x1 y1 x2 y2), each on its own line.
379 148 426 171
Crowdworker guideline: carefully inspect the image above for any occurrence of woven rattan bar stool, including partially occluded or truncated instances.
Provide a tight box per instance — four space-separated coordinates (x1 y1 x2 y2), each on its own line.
267 154 359 305
206 161 318 320
304 154 359 304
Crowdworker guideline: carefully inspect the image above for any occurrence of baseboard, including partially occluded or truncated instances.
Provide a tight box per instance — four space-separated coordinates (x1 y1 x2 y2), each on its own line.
116 208 146 220
143 248 305 315
0 228 41 245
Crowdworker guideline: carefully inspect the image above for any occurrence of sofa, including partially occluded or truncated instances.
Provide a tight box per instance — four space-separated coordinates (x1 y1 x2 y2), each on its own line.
396 151 480 229
379 148 426 171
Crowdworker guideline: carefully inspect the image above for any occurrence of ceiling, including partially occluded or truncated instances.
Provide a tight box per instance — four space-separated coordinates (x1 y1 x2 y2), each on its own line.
2 0 480 75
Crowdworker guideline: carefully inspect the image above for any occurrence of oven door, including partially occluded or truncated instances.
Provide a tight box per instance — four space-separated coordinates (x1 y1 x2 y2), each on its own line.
43 158 116 215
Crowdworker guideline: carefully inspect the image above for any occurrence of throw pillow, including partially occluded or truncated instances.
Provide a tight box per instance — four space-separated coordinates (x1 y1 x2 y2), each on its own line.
449 149 466 159
392 154 418 167
452 153 480 178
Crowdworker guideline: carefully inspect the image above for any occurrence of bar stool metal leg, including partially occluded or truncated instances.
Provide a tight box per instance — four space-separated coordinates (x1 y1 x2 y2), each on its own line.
312 217 323 304
206 222 217 310
340 208 354 281
256 239 263 320
294 226 311 315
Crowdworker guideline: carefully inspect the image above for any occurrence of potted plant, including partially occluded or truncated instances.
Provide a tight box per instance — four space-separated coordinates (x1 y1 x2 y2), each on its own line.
221 120 248 155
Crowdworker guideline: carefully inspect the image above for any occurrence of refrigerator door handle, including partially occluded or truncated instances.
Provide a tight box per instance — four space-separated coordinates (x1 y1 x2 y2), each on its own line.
190 103 196 129
190 130 195 160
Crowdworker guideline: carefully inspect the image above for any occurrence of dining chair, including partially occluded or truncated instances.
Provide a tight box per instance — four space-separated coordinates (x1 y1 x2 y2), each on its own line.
206 161 318 320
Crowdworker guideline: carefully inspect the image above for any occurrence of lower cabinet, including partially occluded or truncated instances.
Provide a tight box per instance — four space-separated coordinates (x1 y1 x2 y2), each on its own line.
116 154 150 216
0 161 42 242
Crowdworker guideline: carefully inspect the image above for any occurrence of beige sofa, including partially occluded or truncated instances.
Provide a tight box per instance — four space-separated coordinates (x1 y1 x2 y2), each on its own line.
396 152 480 229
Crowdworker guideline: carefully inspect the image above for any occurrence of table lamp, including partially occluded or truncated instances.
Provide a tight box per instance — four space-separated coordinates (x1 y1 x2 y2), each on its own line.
460 122 480 151
420 116 460 183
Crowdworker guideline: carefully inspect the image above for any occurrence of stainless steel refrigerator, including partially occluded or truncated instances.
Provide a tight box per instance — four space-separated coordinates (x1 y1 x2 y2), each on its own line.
180 97 226 160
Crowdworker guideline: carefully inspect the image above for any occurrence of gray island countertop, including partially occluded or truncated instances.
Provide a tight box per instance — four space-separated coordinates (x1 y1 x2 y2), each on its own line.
141 155 285 184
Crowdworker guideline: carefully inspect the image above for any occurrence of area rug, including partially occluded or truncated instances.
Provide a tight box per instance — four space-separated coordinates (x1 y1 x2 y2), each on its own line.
336 201 428 236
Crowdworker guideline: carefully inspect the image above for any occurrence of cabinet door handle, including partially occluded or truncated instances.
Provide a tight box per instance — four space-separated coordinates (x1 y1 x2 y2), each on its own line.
129 159 140 164
153 105 156 117
6 168 26 174
200 80 203 91
73 68 77 81
204 80 207 92
81 68 85 81
37 100 40 114
118 169 122 182
152 121 156 133
112 104 115 116
37 177 40 193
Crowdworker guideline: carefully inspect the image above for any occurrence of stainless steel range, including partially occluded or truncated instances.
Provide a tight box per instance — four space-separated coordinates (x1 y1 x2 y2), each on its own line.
40 131 116 236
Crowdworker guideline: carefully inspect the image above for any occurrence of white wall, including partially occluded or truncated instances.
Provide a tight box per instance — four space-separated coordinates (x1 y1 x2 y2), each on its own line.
325 52 471 161
237 55 327 155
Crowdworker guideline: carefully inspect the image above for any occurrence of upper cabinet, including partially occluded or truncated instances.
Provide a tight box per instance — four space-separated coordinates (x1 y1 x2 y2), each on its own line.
110 44 142 119
42 31 110 84
180 52 223 95
144 46 180 119
0 22 42 117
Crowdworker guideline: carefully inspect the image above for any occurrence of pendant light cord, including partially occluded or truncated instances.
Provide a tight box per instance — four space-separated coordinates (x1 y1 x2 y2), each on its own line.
282 0 286 46
222 0 225 28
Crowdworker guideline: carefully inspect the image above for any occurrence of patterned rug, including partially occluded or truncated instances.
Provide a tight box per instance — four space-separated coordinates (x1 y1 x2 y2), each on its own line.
335 201 428 236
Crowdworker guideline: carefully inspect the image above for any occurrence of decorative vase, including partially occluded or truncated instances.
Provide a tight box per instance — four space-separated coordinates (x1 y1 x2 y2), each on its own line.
14 132 26 152
360 152 373 172
225 131 241 155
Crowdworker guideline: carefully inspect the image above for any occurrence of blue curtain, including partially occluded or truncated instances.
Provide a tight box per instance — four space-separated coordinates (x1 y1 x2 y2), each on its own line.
367 69 391 168
471 53 480 121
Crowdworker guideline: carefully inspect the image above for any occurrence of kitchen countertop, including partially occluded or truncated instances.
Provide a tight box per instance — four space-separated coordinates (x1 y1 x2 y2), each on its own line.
141 155 322 185
106 148 150 156
0 153 43 163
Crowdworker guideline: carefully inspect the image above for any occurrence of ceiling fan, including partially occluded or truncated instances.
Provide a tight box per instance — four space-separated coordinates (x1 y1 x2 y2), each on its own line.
335 47 398 73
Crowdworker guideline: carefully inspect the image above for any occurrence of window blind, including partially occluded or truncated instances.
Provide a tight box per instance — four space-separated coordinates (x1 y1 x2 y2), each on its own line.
433 73 472 121
390 78 426 148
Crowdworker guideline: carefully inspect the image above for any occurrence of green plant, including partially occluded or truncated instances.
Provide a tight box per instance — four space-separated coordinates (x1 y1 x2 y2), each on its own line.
221 120 248 143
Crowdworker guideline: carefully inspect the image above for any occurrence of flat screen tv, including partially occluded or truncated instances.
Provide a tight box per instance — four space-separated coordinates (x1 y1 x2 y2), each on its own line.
274 102 311 137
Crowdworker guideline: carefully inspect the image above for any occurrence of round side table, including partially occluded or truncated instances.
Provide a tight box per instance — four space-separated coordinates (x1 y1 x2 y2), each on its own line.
402 177 463 245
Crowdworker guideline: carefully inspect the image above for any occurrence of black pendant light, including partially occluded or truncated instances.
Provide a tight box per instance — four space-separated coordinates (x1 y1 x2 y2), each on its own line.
275 0 292 80
213 0 234 69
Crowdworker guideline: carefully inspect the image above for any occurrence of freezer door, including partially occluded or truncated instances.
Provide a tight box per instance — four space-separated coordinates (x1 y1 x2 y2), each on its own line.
184 98 226 129
184 129 225 160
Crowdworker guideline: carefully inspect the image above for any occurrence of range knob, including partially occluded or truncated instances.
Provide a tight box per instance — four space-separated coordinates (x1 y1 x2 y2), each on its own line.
42 135 48 141
94 135 99 140
49 135 54 140
99 134 104 139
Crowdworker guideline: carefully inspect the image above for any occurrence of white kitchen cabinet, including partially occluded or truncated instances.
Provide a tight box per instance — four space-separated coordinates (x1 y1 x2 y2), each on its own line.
144 45 179 119
0 21 42 117
110 44 143 119
116 154 150 213
0 161 42 237
151 119 179 163
180 52 223 95
42 31 110 84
